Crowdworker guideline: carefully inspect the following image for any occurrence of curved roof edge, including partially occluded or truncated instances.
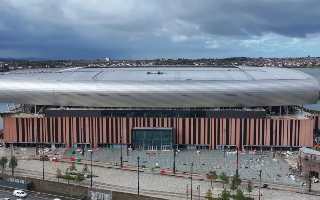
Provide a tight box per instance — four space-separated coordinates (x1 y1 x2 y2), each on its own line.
0 66 319 108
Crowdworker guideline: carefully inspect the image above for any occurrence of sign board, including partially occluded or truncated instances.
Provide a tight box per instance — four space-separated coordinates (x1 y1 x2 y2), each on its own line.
89 190 112 200
0 177 31 189
7 177 28 184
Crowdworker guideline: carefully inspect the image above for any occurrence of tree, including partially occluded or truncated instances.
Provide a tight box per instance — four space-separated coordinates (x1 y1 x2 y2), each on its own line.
205 189 213 200
207 170 218 188
56 168 62 182
82 164 89 173
56 168 62 178
0 156 8 176
75 173 85 182
219 172 229 189
220 188 231 200
230 174 242 191
234 189 246 200
9 156 18 176
246 181 253 197
69 162 77 171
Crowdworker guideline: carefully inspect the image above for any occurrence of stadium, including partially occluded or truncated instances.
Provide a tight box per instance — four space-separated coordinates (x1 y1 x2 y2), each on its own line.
0 66 319 150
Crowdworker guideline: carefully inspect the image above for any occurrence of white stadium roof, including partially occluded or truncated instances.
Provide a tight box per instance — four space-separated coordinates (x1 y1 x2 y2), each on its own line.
0 66 318 108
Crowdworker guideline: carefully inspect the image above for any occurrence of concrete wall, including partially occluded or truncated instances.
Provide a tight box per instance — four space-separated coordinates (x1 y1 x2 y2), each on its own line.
27 177 164 200
30 178 87 199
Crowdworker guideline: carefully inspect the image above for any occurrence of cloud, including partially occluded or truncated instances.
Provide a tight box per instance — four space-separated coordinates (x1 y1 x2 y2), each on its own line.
0 0 320 58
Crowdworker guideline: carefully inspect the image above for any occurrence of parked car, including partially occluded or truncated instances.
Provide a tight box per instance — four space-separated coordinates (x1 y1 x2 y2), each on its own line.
0 198 10 200
51 156 58 161
13 190 28 198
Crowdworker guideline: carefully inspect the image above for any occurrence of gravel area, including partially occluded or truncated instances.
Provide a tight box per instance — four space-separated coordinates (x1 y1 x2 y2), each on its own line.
1 147 320 200
14 159 320 200
76 147 303 186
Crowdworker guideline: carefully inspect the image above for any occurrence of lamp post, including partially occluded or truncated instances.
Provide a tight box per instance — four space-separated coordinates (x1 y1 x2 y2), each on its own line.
308 167 312 192
137 156 140 196
173 144 176 174
42 144 45 180
258 169 262 200
190 162 194 200
236 146 239 177
10 143 13 176
88 149 93 188
120 134 123 168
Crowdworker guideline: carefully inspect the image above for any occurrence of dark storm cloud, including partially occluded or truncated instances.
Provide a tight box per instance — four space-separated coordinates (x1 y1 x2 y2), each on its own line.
0 0 320 58
171 0 320 37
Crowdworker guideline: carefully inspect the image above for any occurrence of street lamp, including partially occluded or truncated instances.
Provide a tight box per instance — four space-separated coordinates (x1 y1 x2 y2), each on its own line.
190 162 194 200
137 156 140 196
10 143 13 176
42 144 45 180
173 144 176 174
307 167 312 192
258 169 262 200
120 134 123 168
236 146 239 177
88 149 93 188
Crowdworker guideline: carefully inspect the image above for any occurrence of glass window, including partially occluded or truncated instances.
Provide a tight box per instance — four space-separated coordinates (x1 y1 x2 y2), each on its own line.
132 128 174 149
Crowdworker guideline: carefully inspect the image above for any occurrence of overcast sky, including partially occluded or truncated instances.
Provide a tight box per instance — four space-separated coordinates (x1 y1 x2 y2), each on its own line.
1 0 320 59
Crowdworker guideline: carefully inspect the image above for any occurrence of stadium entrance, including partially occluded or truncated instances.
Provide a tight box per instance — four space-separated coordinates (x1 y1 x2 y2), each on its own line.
132 128 175 150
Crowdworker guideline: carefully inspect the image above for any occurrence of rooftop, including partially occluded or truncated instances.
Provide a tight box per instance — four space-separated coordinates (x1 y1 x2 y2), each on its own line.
0 66 318 108
0 66 313 82
300 147 320 156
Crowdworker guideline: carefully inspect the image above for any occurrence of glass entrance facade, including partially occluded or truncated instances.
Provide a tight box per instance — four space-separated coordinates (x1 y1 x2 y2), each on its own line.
132 128 175 150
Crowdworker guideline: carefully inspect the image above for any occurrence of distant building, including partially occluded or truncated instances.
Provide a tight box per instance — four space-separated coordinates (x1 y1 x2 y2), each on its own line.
298 147 320 178
0 62 4 71
0 62 9 72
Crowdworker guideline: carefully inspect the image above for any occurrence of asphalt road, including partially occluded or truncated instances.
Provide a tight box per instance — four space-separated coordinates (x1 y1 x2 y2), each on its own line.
0 187 79 200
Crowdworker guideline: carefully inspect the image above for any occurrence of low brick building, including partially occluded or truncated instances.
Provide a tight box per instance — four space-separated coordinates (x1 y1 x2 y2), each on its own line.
298 147 320 178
